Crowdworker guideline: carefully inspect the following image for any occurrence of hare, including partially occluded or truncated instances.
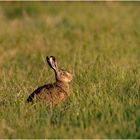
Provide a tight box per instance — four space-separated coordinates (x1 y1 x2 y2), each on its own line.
27 56 73 106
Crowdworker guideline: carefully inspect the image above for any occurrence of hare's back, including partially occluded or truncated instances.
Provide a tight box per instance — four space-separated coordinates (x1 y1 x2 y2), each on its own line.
36 84 67 103
27 84 54 102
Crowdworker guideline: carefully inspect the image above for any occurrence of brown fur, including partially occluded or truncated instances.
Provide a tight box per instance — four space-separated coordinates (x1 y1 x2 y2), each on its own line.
27 56 73 105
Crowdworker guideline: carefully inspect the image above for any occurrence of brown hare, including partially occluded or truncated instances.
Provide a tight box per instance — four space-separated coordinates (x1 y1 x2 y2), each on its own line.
27 56 73 106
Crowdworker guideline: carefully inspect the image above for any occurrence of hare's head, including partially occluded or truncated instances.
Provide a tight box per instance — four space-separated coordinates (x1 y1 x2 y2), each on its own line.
46 56 73 83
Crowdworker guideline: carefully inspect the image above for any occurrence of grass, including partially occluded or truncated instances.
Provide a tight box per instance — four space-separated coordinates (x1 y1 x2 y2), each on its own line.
0 2 140 139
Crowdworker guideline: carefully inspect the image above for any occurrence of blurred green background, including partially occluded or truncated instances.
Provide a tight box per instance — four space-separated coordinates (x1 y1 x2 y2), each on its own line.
0 2 140 139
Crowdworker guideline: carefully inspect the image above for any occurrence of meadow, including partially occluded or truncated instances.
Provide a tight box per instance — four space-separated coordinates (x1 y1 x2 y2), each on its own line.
0 2 140 138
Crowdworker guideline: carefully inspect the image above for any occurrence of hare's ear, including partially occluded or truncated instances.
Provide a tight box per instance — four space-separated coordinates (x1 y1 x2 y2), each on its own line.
46 56 58 71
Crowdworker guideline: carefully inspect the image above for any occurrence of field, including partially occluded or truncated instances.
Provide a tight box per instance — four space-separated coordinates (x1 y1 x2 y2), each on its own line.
0 2 140 139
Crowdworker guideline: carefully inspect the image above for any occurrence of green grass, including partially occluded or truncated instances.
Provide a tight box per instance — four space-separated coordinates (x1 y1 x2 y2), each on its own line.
0 2 140 138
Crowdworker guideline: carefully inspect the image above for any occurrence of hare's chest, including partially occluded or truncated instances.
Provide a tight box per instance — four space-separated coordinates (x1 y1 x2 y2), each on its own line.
59 92 67 101
53 92 67 101
47 91 67 105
